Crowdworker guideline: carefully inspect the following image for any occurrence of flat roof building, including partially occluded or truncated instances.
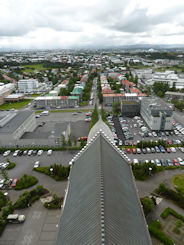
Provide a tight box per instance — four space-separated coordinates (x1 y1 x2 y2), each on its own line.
140 97 173 131
0 110 36 144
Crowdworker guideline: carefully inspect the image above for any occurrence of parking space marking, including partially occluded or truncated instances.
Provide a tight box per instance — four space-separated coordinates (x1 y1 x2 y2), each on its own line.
22 234 33 245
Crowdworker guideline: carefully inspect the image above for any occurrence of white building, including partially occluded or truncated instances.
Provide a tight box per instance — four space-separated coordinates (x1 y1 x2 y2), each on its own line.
18 79 39 93
140 97 173 131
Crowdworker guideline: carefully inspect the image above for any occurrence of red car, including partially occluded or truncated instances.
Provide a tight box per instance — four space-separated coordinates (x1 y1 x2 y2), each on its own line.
132 148 136 154
168 140 172 145
173 159 180 166
166 148 171 153
11 178 18 187
77 136 88 141
126 148 131 154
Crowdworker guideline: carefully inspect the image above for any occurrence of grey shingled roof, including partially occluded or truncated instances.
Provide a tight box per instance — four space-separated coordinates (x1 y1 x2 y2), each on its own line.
0 110 33 134
56 132 152 245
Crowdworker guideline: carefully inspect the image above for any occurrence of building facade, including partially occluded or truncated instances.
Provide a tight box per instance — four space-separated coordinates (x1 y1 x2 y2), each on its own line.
18 79 39 93
140 97 173 131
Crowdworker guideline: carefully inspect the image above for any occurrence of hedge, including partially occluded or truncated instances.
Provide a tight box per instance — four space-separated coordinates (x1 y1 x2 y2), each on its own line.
149 220 174 245
161 207 184 221
15 174 38 190
156 183 184 210
6 162 16 170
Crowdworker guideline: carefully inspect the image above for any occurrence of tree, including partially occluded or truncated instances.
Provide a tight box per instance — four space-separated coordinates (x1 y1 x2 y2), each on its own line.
141 197 155 216
112 101 121 115
67 135 72 146
62 135 66 147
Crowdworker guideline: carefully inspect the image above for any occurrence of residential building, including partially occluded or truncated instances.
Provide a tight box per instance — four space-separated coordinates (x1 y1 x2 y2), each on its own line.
140 97 173 131
56 117 151 245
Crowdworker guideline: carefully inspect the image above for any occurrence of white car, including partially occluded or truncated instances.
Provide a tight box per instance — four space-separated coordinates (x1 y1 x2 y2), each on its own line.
37 150 43 156
28 150 33 156
47 150 52 156
3 150 11 157
0 179 5 189
170 147 176 153
133 159 139 164
13 150 19 157
33 161 40 168
178 157 184 166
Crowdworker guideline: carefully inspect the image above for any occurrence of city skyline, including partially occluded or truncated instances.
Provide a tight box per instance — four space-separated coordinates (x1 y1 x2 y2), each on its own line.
0 0 184 50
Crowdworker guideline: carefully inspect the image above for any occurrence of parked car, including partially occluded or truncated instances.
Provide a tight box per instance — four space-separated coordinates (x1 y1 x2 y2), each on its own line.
7 214 25 223
13 150 19 157
33 161 40 168
28 150 33 156
23 150 28 156
155 146 160 153
159 146 165 153
146 147 151 153
177 157 184 166
166 159 173 166
142 148 147 154
37 150 43 156
160 159 167 167
126 148 131 154
32 150 37 156
11 178 18 187
173 159 180 166
132 148 136 154
170 147 176 153
77 136 88 141
47 149 53 156
151 147 156 153
133 159 139 164
3 150 11 157
136 148 141 154
166 148 171 153
155 159 161 166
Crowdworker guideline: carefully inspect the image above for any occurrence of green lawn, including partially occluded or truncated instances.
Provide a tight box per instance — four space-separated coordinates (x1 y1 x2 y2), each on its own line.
0 99 33 110
172 174 184 194
23 64 47 73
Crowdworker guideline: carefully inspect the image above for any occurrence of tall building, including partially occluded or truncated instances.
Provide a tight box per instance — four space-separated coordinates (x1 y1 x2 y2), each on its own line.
56 117 151 244
18 79 39 93
141 97 173 131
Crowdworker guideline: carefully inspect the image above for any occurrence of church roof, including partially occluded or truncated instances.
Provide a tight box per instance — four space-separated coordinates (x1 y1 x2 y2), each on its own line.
56 132 151 245
87 117 114 143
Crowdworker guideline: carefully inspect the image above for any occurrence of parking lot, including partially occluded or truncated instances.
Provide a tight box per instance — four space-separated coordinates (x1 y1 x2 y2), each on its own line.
0 149 78 245
20 111 90 144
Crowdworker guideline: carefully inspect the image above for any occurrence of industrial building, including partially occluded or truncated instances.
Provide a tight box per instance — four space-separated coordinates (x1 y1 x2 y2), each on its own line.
140 97 173 131
0 83 15 105
56 117 151 245
0 110 36 143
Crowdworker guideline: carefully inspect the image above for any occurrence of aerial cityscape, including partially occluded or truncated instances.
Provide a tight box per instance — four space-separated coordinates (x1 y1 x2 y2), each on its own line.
0 0 184 245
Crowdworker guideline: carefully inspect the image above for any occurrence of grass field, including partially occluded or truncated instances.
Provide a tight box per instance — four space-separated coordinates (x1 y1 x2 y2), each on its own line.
0 99 32 110
172 174 184 194
23 64 47 73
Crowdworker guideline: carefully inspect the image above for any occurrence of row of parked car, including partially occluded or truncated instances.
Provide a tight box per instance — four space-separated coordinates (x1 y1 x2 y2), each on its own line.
132 158 184 166
2 149 53 157
124 146 184 154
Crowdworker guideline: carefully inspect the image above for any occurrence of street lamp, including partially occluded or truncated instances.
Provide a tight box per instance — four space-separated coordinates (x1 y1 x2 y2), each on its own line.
50 168 53 176
149 167 152 176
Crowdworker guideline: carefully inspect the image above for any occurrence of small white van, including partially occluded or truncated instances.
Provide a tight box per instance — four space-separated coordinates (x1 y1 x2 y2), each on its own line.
7 214 25 223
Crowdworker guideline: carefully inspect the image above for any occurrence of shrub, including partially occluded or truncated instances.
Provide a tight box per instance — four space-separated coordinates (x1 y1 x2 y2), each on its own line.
0 191 8 210
1 202 14 219
149 220 174 245
6 162 16 170
44 194 63 209
15 174 38 190
14 191 31 209
29 195 40 205
34 165 70 181
0 216 6 234
141 197 155 216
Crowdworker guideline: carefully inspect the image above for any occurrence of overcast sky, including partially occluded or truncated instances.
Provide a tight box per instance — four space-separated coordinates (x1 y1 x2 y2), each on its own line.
0 0 184 50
